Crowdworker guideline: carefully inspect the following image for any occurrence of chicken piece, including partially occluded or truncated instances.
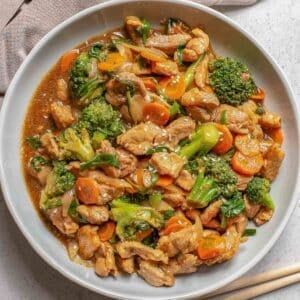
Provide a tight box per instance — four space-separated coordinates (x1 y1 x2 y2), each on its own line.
137 260 174 287
227 214 248 235
47 207 79 235
117 122 165 155
95 242 118 277
182 48 199 62
244 195 261 219
98 184 120 205
40 131 62 159
259 139 273 156
261 144 285 181
77 225 101 260
175 169 195 191
201 200 223 225
56 78 68 102
150 152 185 178
105 89 126 107
186 106 211 122
212 104 250 134
127 168 153 190
125 16 144 44
166 253 200 275
146 33 191 54
28 164 52 186
151 60 179 76
117 72 148 97
195 55 209 88
98 140 137 178
157 224 201 257
181 88 219 110
116 241 168 263
254 207 274 226
235 173 253 191
67 240 94 267
116 256 135 274
50 101 74 129
183 28 209 58
259 112 281 129
162 184 187 208
76 205 109 225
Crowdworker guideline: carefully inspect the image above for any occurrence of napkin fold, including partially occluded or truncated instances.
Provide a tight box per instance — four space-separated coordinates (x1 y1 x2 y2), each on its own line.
0 0 257 93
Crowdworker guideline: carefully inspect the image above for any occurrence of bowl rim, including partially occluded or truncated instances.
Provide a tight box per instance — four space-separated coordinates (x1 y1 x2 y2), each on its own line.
0 0 299 299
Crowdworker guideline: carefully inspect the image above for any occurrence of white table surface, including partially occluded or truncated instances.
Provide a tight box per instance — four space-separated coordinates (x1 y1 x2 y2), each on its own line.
0 0 300 299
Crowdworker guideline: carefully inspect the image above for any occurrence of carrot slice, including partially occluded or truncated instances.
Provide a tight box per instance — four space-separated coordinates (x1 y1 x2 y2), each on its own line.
75 177 99 204
143 102 170 126
98 52 125 72
231 151 264 176
136 229 153 241
60 49 78 73
197 235 225 260
161 215 191 235
142 77 157 92
98 221 116 242
155 175 174 187
159 73 186 100
212 123 233 155
265 128 284 145
234 134 260 157
250 88 265 102
185 209 200 221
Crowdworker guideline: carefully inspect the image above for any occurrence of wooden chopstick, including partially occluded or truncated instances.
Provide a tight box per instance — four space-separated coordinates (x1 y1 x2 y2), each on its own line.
201 262 300 299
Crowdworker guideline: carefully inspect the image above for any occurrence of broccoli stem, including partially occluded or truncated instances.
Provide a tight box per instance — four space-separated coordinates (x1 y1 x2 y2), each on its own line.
184 53 206 88
262 193 275 210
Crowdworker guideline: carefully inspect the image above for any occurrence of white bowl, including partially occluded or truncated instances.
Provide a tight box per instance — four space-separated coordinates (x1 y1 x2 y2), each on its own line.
0 0 299 299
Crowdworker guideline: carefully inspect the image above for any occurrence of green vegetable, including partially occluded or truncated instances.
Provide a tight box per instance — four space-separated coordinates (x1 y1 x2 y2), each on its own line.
26 135 41 149
184 53 206 88
78 99 124 138
184 160 199 175
255 104 265 115
179 123 220 159
200 154 238 198
142 230 159 248
88 42 107 61
175 44 185 65
209 57 257 106
39 191 62 211
220 110 227 124
44 161 75 197
187 170 219 208
243 228 257 236
149 192 162 209
220 191 245 218
146 145 170 155
91 131 106 149
29 156 50 172
136 19 151 43
169 101 186 116
163 209 175 220
68 199 88 223
111 199 164 240
59 128 94 162
246 177 275 210
80 153 119 170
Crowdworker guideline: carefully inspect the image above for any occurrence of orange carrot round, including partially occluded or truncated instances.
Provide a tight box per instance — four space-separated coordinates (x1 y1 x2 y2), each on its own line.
234 134 260 157
98 52 125 72
197 235 225 260
75 177 99 204
265 128 284 145
136 229 153 241
155 175 174 187
159 73 186 100
98 221 116 242
142 77 157 92
212 123 233 155
231 151 264 176
161 215 191 235
60 49 78 73
143 102 170 126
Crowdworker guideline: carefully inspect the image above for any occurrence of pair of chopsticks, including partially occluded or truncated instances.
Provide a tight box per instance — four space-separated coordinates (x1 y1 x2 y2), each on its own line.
202 262 300 300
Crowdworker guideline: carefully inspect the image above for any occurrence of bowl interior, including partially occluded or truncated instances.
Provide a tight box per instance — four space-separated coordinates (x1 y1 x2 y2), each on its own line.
0 1 299 299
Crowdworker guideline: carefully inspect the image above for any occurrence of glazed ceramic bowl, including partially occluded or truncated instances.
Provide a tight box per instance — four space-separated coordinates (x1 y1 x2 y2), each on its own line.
0 0 299 299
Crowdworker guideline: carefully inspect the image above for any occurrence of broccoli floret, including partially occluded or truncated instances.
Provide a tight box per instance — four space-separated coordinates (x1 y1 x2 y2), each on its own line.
39 191 62 211
29 156 50 172
209 57 257 106
111 198 164 241
44 161 75 198
187 170 219 208
69 51 106 105
220 191 245 218
78 99 124 138
88 42 108 61
80 153 119 170
26 135 41 149
255 104 265 115
59 128 95 162
201 154 238 198
246 177 275 210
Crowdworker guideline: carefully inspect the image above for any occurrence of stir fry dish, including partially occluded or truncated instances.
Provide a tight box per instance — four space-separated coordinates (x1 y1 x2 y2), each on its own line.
22 16 285 287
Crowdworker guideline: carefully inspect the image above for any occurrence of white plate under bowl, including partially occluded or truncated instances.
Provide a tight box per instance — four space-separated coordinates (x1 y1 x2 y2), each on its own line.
0 0 299 299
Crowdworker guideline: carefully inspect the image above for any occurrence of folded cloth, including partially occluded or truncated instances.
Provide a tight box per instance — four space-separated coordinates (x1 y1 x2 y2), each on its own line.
0 0 257 94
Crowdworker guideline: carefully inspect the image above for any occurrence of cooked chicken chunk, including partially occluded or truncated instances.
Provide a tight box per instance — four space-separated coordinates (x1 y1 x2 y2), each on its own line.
146 33 191 54
47 207 79 235
150 152 185 178
125 16 144 44
166 254 200 274
259 112 281 129
116 241 168 263
40 131 62 159
181 88 219 109
116 256 135 274
195 55 209 88
213 104 250 134
77 205 109 225
201 200 223 225
236 173 253 191
158 224 201 257
186 106 211 122
117 72 148 97
254 207 274 226
56 78 68 102
162 184 187 208
28 164 52 186
95 242 118 277
50 101 74 129
244 195 261 219
77 225 101 260
175 169 195 191
138 260 174 287
151 60 179 76
228 214 248 235
261 144 284 181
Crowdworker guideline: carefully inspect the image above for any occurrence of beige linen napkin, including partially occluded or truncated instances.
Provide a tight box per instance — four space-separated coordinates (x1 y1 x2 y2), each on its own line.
0 0 257 93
